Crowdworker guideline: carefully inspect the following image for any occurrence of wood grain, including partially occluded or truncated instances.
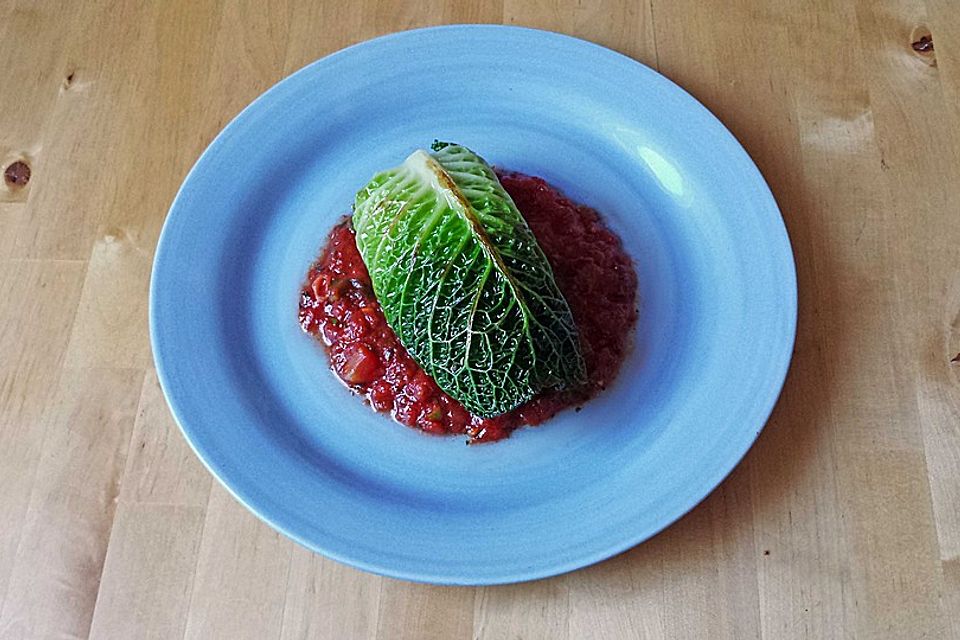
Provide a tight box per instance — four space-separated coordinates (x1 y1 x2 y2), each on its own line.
0 1 957 638
182 485 294 640
87 503 206 640
280 546 382 640
85 370 211 640
0 260 87 614
0 368 143 639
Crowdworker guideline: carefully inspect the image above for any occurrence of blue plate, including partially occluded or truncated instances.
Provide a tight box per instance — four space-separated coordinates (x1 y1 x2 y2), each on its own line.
151 25 796 585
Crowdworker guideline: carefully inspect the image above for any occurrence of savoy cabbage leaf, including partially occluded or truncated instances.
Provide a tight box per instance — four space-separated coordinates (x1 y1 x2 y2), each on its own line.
353 143 585 417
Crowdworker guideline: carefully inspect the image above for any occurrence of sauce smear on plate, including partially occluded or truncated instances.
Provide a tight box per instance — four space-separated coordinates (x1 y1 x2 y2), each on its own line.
299 171 637 442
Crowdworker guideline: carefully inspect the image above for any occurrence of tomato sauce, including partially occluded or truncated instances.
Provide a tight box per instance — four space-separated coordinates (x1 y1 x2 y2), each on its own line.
298 171 637 442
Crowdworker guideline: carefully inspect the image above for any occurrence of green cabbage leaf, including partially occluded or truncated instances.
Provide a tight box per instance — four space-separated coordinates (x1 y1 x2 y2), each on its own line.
353 143 585 417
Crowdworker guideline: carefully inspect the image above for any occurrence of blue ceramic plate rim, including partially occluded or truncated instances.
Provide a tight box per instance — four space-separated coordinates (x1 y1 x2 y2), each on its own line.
150 24 797 585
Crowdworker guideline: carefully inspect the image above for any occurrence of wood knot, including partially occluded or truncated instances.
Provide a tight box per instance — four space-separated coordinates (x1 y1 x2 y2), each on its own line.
912 35 933 53
4 161 30 188
910 26 936 66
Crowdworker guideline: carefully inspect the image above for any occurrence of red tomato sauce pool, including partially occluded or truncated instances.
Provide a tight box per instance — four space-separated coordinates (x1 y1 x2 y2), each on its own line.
298 171 638 443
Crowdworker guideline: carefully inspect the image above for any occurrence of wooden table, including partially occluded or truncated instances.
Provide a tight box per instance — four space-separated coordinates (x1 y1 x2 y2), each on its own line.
2 1 958 638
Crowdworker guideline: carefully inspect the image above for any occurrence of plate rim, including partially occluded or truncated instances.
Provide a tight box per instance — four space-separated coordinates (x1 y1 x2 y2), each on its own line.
150 23 798 585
